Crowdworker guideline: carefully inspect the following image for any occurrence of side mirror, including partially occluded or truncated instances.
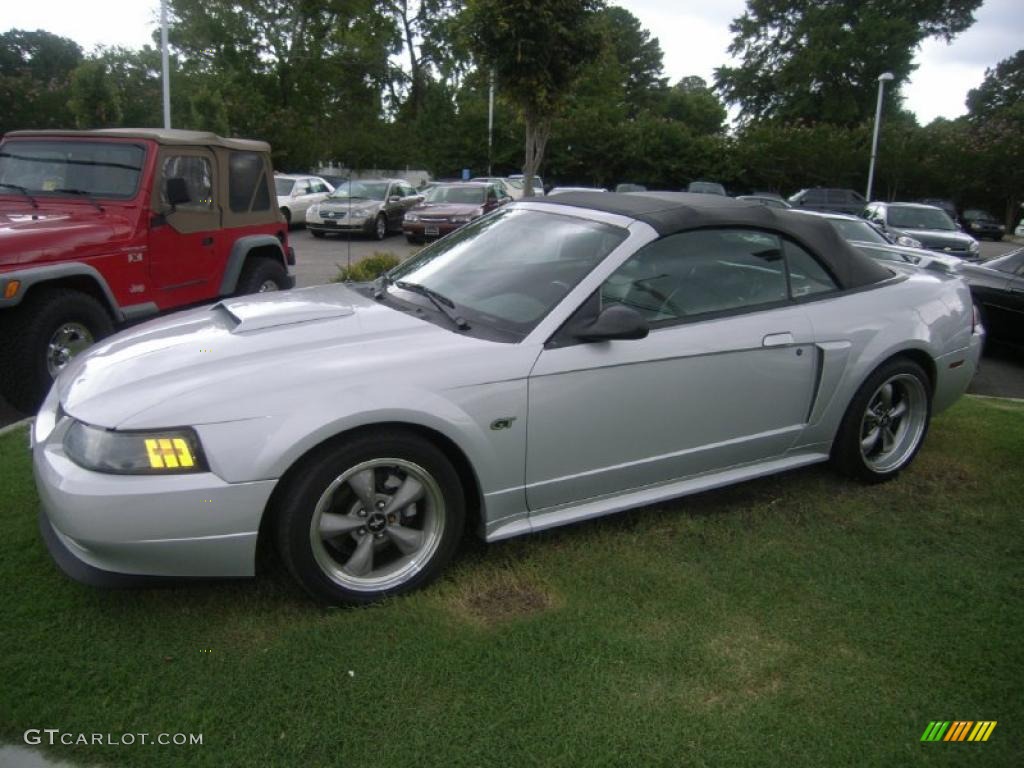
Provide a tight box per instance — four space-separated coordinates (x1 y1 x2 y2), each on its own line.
389 195 401 203
501 196 512 204
575 304 649 342
165 177 190 208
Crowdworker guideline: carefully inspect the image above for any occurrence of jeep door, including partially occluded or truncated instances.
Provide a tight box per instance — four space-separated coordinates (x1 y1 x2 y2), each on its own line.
148 148 221 306
525 229 830 512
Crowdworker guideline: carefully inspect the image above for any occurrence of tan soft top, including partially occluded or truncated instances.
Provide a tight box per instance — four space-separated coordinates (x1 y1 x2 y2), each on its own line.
5 128 270 152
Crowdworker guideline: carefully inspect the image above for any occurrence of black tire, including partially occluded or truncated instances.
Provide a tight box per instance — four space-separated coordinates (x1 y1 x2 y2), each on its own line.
235 257 289 295
311 229 326 239
275 430 466 605
0 287 114 413
373 213 387 241
831 357 932 484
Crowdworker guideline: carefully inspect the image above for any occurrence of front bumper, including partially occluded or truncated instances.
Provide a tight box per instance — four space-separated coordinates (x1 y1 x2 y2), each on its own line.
307 213 376 234
403 221 463 239
33 419 277 583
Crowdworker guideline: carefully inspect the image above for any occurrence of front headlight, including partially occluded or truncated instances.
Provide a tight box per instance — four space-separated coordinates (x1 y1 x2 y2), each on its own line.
64 421 208 474
308 204 320 218
895 235 921 248
969 240 980 253
405 213 419 222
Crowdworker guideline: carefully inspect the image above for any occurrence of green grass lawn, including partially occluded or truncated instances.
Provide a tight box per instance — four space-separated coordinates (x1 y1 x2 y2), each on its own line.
1 397 1021 767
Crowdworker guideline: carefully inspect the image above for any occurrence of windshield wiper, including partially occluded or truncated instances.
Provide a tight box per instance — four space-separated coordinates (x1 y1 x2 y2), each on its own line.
0 182 39 208
394 281 470 330
53 188 104 212
372 274 392 300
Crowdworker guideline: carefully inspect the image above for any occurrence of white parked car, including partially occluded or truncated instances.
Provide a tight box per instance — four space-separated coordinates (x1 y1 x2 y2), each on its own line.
548 186 609 196
274 174 333 226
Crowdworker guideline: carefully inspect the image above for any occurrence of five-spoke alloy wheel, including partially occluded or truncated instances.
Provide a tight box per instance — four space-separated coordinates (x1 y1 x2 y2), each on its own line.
275 430 465 604
833 358 932 483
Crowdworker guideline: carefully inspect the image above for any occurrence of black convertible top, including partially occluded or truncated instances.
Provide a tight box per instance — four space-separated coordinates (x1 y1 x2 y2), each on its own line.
530 191 893 290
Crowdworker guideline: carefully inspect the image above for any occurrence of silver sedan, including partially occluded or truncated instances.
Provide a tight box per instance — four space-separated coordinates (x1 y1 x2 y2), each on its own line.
33 192 983 604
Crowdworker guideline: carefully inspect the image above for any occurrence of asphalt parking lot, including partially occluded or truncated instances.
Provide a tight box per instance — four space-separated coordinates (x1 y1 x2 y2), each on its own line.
0 233 1020 429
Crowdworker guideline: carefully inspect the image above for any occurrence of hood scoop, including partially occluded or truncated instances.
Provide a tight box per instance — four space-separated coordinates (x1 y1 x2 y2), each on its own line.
213 294 355 333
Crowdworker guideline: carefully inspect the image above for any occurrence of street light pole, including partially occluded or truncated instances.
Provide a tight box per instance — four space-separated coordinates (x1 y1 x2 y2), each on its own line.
487 70 495 176
161 0 171 129
865 71 894 202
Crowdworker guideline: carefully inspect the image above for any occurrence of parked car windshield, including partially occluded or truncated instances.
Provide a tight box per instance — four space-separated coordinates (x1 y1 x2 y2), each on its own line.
888 206 957 231
826 218 889 244
386 208 627 339
329 181 389 201
0 140 145 199
425 186 485 205
963 209 996 222
274 178 295 196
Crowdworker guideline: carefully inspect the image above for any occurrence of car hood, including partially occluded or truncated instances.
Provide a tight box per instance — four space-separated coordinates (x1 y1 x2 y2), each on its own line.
318 199 382 213
57 283 507 429
410 203 482 217
0 205 125 265
890 227 975 250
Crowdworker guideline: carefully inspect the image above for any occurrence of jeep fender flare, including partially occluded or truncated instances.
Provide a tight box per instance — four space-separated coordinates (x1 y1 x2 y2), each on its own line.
0 263 124 321
219 235 288 296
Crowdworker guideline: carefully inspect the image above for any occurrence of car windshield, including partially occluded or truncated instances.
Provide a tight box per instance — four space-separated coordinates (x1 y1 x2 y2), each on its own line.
826 218 888 244
329 181 389 201
888 206 957 231
964 209 995 222
689 182 725 195
0 140 145 199
425 186 485 205
275 178 295 196
385 208 627 339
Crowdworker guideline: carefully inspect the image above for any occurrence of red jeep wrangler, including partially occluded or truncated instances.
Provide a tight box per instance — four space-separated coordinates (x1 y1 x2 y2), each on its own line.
0 128 294 412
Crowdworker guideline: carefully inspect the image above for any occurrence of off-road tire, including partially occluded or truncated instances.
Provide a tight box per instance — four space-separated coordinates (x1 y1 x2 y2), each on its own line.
235 257 289 295
0 288 114 413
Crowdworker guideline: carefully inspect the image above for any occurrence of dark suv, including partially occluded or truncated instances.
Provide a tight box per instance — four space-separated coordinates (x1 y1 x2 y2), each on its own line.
788 188 866 215
961 209 1005 241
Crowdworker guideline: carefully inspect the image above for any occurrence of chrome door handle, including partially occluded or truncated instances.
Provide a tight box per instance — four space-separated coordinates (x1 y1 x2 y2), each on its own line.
763 332 794 347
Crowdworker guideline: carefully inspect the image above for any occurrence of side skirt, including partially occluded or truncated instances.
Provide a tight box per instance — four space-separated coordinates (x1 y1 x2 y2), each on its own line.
485 452 830 542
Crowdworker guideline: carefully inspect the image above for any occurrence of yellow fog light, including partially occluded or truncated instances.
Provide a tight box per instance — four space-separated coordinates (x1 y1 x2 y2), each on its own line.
4 280 20 299
145 438 195 469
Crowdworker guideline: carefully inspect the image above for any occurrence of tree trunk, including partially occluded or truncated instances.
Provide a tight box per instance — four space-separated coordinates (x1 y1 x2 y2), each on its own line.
522 115 551 198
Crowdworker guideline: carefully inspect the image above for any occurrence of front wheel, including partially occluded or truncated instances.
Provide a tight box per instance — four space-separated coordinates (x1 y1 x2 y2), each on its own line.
831 358 932 483
373 214 387 241
275 430 465 605
0 288 114 413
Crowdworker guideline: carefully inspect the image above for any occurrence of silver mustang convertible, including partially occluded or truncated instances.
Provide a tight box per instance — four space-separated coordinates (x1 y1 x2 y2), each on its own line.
32 193 983 604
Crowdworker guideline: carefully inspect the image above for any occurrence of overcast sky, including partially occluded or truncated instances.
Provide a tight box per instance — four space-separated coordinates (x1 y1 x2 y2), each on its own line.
5 0 1022 125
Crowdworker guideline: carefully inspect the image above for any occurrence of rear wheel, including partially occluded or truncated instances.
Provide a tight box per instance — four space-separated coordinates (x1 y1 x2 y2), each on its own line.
275 430 465 605
236 257 289 294
0 287 114 413
831 358 931 483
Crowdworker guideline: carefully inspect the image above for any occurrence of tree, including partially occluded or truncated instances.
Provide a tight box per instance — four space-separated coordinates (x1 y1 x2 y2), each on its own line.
0 29 82 134
462 0 606 196
715 0 983 126
599 6 665 116
68 60 123 128
660 76 726 135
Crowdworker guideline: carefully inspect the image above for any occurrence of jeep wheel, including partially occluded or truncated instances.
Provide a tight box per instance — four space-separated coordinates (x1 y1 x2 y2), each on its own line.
237 257 289 294
0 288 114 413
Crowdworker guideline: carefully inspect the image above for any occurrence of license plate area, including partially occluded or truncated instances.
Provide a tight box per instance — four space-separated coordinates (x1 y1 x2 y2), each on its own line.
425 226 439 236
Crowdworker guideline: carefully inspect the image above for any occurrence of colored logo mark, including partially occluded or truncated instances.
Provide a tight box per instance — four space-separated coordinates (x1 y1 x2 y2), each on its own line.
920 721 997 742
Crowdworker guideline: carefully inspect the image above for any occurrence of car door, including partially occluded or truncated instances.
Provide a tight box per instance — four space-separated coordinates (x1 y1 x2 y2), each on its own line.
290 180 314 219
525 229 828 513
147 148 222 306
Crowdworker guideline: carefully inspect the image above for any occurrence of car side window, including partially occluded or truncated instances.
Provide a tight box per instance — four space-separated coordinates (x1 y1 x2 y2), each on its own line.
785 240 838 297
600 229 789 324
229 152 270 212
161 155 213 210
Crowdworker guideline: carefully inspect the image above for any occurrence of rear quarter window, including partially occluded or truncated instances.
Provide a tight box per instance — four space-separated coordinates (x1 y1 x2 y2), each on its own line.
229 152 271 212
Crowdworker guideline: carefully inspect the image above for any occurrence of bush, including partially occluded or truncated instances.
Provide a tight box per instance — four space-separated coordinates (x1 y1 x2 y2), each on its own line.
333 253 402 283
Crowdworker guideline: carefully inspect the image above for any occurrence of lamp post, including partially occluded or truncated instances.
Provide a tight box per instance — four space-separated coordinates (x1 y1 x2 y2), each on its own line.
865 71 894 202
161 0 171 129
